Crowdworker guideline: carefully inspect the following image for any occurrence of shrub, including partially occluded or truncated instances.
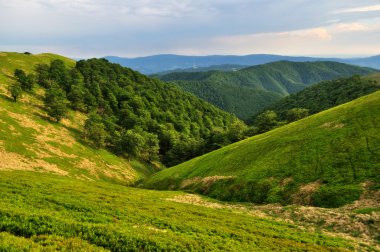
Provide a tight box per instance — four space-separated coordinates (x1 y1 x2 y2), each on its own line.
312 185 362 208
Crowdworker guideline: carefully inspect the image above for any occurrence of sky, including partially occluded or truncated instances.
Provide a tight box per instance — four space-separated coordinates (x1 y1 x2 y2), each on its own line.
0 0 380 58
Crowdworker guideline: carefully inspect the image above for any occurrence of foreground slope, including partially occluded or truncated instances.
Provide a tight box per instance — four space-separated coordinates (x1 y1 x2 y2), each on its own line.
144 91 380 206
0 52 155 183
0 171 360 251
157 61 377 120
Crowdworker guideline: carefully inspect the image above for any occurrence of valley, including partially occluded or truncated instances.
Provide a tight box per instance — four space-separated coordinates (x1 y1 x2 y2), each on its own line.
0 52 379 251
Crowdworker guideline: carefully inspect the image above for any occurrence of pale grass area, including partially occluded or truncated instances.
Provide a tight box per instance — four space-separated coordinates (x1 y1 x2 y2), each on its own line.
320 121 345 129
0 141 68 175
292 181 321 205
167 190 380 250
180 175 235 189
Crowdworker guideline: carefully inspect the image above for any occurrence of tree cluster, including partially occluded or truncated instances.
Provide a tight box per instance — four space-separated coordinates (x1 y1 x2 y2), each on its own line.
35 59 247 165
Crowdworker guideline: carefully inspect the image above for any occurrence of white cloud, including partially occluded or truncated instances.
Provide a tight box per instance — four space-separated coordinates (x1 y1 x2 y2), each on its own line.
335 4 380 13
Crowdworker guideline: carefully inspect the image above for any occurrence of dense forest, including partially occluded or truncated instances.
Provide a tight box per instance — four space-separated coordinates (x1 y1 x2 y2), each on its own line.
14 59 247 166
157 61 377 120
263 75 380 120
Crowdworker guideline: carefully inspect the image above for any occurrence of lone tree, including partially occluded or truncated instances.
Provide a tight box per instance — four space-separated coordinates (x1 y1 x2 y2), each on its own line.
286 108 309 122
14 69 34 91
44 83 68 122
8 83 23 102
254 110 278 133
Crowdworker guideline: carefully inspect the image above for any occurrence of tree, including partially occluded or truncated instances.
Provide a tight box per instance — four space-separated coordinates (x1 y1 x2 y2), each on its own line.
142 132 160 162
286 108 309 122
68 84 86 111
44 84 69 122
8 83 23 102
254 110 278 133
120 130 145 159
84 113 107 148
14 69 34 91
35 64 50 88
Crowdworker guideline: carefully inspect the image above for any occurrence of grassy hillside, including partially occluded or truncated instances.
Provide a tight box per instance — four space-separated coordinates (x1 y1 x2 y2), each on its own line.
0 52 155 184
262 75 380 121
0 170 365 251
157 61 378 120
144 91 380 207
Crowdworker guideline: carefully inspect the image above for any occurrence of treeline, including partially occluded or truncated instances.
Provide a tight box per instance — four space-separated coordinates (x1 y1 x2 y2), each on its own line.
11 59 248 166
250 75 380 133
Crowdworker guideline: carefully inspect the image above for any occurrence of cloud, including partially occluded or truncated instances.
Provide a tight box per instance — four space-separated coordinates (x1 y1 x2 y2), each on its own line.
335 4 380 13
0 0 379 57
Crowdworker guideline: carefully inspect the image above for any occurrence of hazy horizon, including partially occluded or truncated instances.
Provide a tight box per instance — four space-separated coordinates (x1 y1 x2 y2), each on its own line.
1 0 380 58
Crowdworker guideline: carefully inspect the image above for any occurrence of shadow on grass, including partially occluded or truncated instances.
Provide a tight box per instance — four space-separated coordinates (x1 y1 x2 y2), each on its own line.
0 93 15 102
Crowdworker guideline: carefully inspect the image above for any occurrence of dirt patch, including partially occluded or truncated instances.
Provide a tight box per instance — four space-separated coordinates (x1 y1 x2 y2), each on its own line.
320 121 345 129
292 181 321 205
180 175 235 189
133 225 168 233
0 143 68 175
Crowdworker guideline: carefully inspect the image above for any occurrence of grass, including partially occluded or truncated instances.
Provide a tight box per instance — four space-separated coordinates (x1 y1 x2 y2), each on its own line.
0 171 359 251
144 91 380 206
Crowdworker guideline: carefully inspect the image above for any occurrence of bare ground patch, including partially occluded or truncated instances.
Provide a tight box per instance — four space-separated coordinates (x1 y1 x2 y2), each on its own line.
320 121 345 129
292 181 321 205
180 175 235 189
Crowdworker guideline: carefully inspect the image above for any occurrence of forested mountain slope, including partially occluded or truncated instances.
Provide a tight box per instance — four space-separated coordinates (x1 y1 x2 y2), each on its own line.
157 61 377 120
144 91 380 208
259 75 380 121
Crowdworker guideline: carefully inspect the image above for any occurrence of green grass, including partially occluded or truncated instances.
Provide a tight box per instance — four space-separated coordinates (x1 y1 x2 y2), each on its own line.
144 91 380 206
0 171 357 251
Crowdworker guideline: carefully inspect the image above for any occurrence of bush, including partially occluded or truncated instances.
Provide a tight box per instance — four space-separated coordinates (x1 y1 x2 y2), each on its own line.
312 185 362 208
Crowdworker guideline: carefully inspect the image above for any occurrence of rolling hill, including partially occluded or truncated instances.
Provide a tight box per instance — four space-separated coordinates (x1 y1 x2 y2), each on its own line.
144 90 380 208
156 61 378 120
105 54 380 74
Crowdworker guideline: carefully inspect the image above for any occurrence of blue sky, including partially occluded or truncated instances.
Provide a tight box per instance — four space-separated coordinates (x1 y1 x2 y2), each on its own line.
0 0 379 57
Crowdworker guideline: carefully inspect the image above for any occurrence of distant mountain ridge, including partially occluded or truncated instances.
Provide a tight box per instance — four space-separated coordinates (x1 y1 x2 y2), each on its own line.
105 54 380 74
156 61 378 120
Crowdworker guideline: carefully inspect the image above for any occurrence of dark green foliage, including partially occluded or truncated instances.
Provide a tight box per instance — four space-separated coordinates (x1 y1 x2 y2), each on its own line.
254 110 278 133
7 83 23 102
286 108 309 122
266 75 380 121
43 83 69 122
36 59 243 166
312 185 362 208
84 113 107 148
157 61 377 120
14 69 34 91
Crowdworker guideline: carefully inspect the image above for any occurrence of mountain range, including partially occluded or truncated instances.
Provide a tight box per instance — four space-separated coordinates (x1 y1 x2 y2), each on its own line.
155 61 378 120
105 54 380 74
